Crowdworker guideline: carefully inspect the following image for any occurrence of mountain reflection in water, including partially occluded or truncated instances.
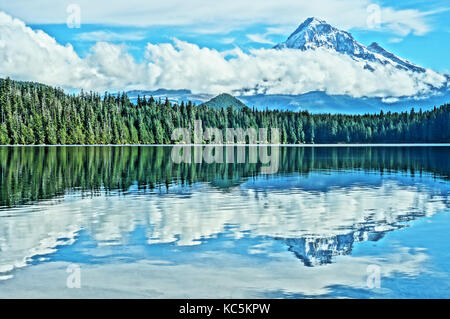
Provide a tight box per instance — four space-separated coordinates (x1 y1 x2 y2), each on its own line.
0 146 449 298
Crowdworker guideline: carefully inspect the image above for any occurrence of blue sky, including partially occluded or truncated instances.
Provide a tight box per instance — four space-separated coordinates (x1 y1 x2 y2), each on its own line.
22 0 450 73
0 0 449 95
32 20 450 73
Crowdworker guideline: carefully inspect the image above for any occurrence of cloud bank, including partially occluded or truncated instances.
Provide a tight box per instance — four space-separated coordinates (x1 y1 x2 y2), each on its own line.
0 11 447 98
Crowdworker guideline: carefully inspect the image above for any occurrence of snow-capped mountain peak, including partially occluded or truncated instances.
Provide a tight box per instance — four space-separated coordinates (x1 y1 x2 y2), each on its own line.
274 17 359 53
274 17 426 73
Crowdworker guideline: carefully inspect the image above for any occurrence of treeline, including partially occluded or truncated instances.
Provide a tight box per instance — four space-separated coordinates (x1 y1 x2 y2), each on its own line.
1 146 449 207
0 77 449 144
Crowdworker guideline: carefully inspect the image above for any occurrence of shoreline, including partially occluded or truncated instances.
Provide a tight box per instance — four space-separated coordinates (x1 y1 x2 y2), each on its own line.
1 143 450 147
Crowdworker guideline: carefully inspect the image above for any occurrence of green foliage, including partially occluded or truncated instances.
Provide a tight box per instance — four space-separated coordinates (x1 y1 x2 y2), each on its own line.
0 123 9 144
0 77 449 145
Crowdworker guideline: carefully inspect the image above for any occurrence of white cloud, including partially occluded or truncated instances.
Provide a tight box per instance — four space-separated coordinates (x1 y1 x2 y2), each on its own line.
377 7 430 36
75 31 146 42
246 33 275 45
0 11 447 97
220 37 236 44
381 97 400 103
85 42 148 89
388 37 403 43
265 26 295 35
0 12 98 89
0 0 444 36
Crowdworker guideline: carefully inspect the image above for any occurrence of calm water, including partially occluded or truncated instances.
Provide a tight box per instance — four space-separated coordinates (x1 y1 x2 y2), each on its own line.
0 146 449 298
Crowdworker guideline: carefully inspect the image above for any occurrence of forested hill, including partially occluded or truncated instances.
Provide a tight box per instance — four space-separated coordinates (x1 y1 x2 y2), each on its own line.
0 77 449 145
200 93 246 110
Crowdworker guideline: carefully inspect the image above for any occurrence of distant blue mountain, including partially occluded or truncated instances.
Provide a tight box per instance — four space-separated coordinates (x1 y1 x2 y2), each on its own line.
238 90 450 114
124 89 450 114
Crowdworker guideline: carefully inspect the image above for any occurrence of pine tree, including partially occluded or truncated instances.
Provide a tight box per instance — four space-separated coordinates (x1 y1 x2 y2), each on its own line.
0 123 9 144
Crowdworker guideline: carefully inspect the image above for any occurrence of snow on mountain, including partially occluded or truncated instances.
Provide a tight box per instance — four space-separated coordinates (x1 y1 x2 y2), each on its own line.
274 17 426 73
366 42 425 73
274 17 362 52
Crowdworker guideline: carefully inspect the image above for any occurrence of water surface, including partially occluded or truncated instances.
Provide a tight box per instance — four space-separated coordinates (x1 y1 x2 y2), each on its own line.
0 146 449 298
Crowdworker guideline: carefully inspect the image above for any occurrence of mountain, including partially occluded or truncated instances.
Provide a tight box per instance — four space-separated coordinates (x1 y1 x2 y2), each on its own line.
238 89 450 114
124 17 448 114
123 88 450 115
274 17 425 73
123 89 450 114
366 42 426 73
200 93 247 110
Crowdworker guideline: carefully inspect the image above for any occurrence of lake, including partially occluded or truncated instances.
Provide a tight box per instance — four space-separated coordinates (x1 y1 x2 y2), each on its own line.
0 146 449 298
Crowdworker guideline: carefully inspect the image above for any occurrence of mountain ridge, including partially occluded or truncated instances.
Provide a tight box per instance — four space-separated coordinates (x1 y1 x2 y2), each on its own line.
274 17 426 73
